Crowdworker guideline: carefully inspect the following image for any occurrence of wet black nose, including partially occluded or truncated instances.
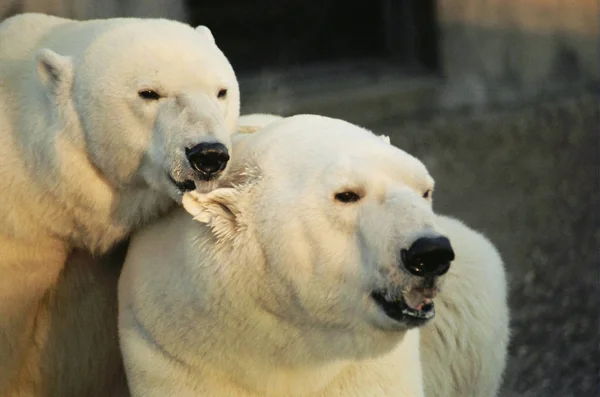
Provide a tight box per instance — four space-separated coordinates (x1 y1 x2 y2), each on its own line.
401 236 454 277
185 142 229 178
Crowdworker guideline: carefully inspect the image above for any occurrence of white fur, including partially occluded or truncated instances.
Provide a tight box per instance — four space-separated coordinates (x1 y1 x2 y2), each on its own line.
0 12 238 395
238 116 511 396
420 215 509 397
232 115 510 396
118 115 460 397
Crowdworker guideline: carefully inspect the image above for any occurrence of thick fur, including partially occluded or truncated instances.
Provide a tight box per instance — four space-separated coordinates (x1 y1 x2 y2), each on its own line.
0 13 239 396
420 215 509 397
118 115 459 397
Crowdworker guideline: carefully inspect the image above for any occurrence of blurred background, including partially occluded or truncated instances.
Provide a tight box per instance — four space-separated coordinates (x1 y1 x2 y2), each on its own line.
1 1 598 396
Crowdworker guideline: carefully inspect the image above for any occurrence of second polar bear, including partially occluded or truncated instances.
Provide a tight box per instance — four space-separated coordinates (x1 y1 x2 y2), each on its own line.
236 113 509 397
119 115 508 396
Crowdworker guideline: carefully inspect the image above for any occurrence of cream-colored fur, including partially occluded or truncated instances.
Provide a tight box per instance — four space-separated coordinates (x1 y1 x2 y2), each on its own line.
118 115 461 397
0 13 239 396
420 215 509 397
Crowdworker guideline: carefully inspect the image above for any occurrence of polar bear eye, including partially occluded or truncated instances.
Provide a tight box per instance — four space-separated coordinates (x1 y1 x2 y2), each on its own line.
423 190 431 199
335 191 362 203
138 89 161 101
217 88 228 99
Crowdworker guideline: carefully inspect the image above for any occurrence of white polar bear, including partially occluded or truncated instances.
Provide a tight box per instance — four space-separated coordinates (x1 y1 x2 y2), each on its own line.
0 13 239 396
420 215 509 397
236 114 509 397
119 114 465 397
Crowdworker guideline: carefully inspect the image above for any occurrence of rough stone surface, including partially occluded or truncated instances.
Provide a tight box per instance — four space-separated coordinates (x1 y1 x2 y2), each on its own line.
367 92 599 397
437 0 599 108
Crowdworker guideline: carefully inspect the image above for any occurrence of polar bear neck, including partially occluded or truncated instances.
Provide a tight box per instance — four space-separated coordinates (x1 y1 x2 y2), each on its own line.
0 87 173 254
163 226 411 396
173 283 420 397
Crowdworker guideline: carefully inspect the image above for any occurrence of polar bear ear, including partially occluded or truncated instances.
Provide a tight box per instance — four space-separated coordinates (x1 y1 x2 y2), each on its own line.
238 125 261 134
35 48 73 93
378 135 391 145
182 189 240 238
195 25 215 44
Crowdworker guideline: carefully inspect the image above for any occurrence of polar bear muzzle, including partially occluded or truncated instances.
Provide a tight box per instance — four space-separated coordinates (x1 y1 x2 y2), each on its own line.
372 235 455 328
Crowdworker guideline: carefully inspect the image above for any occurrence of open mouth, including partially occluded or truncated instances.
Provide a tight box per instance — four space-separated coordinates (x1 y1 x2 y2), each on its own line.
168 175 196 193
371 290 435 326
169 171 225 194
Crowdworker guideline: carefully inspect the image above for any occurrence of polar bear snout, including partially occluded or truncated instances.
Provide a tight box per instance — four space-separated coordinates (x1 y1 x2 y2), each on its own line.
185 142 230 179
401 235 454 277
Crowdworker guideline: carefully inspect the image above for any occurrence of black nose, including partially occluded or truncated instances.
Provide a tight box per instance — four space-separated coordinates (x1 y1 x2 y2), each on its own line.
401 236 454 277
185 142 229 178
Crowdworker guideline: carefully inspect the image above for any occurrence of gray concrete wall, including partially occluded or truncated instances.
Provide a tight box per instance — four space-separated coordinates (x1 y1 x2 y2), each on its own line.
239 0 599 126
437 0 599 109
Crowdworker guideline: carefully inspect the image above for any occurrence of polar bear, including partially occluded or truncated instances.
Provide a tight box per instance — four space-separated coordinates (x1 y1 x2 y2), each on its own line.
119 114 464 397
235 114 509 397
420 215 509 397
0 13 239 396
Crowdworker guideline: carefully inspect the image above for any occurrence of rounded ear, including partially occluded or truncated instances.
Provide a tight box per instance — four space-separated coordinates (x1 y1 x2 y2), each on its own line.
182 189 240 239
35 48 73 93
238 125 261 134
378 135 391 144
195 25 215 44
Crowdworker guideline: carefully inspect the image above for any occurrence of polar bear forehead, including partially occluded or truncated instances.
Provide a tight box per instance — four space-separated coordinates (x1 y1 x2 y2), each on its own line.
235 115 433 190
93 19 217 55
71 20 234 89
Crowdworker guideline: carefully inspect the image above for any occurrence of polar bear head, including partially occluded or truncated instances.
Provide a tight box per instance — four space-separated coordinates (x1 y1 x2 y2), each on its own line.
34 19 239 201
181 115 455 363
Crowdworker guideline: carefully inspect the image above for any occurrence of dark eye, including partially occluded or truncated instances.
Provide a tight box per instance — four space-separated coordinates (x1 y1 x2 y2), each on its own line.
138 89 161 100
335 191 361 203
423 190 431 199
217 88 228 99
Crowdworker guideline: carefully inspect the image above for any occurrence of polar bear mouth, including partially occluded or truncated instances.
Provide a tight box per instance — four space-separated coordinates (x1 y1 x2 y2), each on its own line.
168 175 196 193
371 290 435 326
